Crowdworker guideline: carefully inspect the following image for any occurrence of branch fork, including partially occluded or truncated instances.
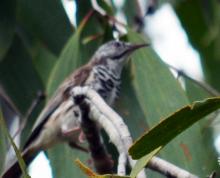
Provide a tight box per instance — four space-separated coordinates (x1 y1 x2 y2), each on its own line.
71 86 198 178
71 86 146 178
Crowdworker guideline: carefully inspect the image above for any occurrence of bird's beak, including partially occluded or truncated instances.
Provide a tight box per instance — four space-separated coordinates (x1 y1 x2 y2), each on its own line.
127 43 149 53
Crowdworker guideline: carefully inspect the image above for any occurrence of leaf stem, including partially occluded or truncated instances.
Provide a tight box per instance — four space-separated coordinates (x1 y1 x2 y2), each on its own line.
166 63 220 97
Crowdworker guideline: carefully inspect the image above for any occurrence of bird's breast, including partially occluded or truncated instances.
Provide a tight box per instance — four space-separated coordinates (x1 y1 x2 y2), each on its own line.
85 66 121 106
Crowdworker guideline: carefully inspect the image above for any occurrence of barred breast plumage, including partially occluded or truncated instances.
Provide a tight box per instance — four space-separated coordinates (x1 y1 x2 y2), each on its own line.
86 65 121 106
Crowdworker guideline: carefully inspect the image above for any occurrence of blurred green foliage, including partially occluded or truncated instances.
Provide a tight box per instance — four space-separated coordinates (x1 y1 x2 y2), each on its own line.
0 0 220 177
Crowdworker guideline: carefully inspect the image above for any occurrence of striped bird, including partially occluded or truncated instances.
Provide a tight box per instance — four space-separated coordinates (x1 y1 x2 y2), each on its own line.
2 40 147 178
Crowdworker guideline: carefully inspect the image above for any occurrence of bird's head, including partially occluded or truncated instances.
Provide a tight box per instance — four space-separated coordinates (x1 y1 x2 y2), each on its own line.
91 40 148 75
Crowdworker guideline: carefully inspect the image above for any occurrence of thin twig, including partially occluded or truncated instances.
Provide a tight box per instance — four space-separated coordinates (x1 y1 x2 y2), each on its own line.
165 63 220 97
0 86 20 118
95 11 127 38
12 91 46 139
207 171 216 178
91 0 106 16
134 0 145 32
91 0 127 34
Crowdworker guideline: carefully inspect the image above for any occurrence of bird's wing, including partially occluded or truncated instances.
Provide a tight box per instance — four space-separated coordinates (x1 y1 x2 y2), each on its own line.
23 64 92 150
23 84 71 149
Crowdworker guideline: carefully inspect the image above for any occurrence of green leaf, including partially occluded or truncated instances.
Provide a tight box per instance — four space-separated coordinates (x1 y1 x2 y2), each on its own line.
185 78 211 102
123 1 137 26
115 68 149 140
128 30 189 124
107 68 150 172
129 97 220 159
174 0 220 90
0 117 7 173
0 110 30 178
127 30 219 176
48 145 89 178
46 32 81 96
75 1 110 65
46 12 94 178
75 1 92 25
75 159 130 178
0 89 20 172
75 0 113 25
47 11 93 96
0 35 44 115
17 0 73 55
185 78 219 172
32 44 57 87
130 147 161 178
0 34 45 146
0 0 16 61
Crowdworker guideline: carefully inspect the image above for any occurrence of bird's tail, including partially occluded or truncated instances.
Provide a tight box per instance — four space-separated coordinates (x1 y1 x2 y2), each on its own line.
1 148 39 178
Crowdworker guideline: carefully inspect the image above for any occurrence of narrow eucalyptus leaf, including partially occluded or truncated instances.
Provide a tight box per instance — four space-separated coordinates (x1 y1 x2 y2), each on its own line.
0 111 30 178
130 147 161 178
129 97 220 159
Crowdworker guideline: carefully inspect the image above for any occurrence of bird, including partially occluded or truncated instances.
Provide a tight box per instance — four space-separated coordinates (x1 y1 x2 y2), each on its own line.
2 40 148 178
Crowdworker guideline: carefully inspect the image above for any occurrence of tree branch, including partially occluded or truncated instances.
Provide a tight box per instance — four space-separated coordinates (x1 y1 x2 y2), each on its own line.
71 86 198 178
148 157 198 178
71 87 146 178
73 94 114 174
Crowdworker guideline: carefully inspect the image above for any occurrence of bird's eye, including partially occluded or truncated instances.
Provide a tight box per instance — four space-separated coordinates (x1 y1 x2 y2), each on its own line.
114 41 121 48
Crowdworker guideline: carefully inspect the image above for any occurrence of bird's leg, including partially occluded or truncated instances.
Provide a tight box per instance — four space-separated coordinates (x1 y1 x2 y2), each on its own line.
68 141 88 153
78 131 86 143
61 126 81 137
61 125 88 152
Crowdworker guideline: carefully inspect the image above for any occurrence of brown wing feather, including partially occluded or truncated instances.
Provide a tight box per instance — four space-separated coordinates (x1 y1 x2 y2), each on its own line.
23 63 93 150
2 64 93 178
